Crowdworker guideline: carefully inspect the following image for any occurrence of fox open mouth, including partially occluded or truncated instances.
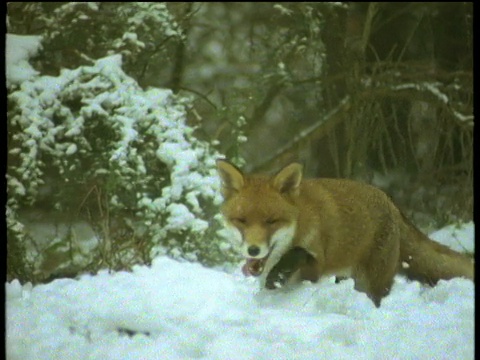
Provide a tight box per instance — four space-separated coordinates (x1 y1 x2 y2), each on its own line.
242 245 275 277
242 257 268 277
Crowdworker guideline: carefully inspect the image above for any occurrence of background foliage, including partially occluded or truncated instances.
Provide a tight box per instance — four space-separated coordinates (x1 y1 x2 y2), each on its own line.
7 2 473 283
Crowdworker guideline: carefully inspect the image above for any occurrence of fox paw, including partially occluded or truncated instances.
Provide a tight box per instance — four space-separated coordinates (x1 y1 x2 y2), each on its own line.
265 270 290 289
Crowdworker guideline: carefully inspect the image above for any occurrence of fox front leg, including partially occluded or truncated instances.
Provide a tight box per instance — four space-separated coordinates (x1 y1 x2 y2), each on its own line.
265 247 318 289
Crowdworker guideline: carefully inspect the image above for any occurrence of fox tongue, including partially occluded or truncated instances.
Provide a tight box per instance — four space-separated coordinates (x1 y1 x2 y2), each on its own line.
242 257 267 277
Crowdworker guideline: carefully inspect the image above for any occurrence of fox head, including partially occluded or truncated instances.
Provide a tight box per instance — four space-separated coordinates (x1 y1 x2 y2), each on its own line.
216 159 302 265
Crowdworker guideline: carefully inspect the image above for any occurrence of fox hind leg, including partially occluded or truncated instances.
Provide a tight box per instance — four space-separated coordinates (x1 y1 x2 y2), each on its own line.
354 230 400 307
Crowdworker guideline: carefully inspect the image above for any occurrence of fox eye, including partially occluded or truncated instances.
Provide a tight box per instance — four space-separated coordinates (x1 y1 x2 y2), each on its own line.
232 217 247 224
265 218 279 225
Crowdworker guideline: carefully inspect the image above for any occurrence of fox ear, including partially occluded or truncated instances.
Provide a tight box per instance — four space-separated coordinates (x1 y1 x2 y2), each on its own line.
273 163 303 195
216 159 245 198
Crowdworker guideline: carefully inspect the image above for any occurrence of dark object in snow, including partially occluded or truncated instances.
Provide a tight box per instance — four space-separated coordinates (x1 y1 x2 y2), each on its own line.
265 246 319 289
117 327 151 337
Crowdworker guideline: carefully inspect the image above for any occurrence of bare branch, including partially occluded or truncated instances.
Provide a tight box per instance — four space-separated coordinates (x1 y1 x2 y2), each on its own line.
254 96 351 171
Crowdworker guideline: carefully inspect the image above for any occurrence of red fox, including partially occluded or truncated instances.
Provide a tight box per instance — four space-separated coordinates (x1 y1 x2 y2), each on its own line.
216 159 474 307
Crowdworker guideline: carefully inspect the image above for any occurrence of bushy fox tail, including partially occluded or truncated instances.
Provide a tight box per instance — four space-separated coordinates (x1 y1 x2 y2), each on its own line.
399 218 474 285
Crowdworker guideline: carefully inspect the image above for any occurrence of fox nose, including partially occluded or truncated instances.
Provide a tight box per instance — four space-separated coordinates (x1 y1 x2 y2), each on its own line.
248 245 261 257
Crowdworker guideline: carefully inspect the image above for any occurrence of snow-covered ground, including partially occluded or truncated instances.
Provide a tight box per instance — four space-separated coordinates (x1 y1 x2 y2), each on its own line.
6 223 474 360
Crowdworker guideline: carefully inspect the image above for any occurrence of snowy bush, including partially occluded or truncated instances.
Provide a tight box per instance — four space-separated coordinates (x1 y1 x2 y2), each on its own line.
8 2 184 84
7 54 237 282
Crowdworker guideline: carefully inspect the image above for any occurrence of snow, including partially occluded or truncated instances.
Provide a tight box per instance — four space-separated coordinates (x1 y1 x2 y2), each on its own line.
165 203 208 232
6 34 43 87
6 223 474 360
429 221 474 253
66 143 78 155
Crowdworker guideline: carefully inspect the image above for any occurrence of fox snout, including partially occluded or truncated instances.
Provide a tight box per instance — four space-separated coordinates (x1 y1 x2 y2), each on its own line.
240 231 270 259
242 242 270 259
226 221 297 261
247 245 262 257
